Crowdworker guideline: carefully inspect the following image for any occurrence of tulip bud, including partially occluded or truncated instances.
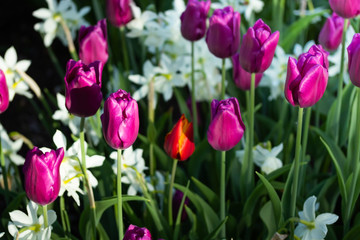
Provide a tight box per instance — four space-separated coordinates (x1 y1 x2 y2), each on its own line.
207 97 245 151
329 0 360 19
164 114 195 161
173 190 190 222
101 89 139 150
106 0 132 27
284 45 329 108
318 13 346 51
0 69 9 113
123 224 152 240
64 59 103 117
79 19 109 66
180 0 211 41
347 33 360 87
232 53 263 90
239 19 279 73
205 6 241 58
23 147 64 205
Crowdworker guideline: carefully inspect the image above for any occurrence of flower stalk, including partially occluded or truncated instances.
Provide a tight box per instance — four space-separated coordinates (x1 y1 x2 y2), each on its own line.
117 149 124 240
220 150 226 239
43 205 48 228
191 41 199 143
58 16 78 61
0 132 9 203
221 59 226 99
168 159 178 226
120 27 130 73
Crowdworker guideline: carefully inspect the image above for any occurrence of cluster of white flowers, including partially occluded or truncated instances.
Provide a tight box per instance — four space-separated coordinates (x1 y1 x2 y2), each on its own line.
48 130 105 206
33 0 90 47
211 0 264 21
8 201 57 240
0 46 33 100
110 146 153 196
237 142 283 174
0 124 24 166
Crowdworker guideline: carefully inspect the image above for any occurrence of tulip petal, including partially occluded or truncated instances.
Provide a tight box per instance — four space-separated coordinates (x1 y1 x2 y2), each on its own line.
259 31 279 73
284 57 300 106
349 46 360 87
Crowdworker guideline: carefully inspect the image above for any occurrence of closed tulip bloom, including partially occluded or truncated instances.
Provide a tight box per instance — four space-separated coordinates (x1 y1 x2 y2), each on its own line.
123 224 152 240
207 97 245 151
347 33 360 87
180 0 211 41
164 114 195 161
239 19 279 73
232 53 263 90
79 19 109 65
205 6 241 58
23 147 64 205
64 59 103 117
284 45 329 108
101 89 139 150
106 0 132 27
319 13 345 51
0 69 9 113
329 0 360 19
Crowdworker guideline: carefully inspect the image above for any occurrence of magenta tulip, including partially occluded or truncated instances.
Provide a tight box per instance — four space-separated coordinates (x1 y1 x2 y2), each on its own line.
319 13 346 51
101 89 139 150
0 69 9 113
23 147 64 205
239 19 279 73
232 53 263 90
207 97 245 151
180 0 211 41
329 0 360 19
79 19 109 65
205 6 241 58
64 59 103 117
123 224 152 240
284 45 329 108
347 33 360 87
106 0 132 27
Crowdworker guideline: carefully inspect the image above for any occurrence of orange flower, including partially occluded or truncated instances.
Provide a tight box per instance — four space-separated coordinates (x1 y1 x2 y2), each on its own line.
164 114 195 161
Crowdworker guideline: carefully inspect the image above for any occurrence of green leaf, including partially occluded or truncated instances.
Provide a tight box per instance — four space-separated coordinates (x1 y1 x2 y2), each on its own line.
174 88 191 120
344 223 360 240
203 216 229 240
279 10 328 52
347 87 360 174
260 201 277 240
145 201 169 239
191 176 219 210
256 172 282 228
174 181 190 240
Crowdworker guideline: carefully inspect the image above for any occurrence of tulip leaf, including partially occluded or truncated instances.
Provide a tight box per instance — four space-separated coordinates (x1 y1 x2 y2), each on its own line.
145 201 169 239
191 176 219 210
344 224 360 240
185 205 199 240
174 181 190 240
174 88 191 120
256 172 282 228
203 216 228 240
260 201 277 240
174 183 220 235
279 10 328 52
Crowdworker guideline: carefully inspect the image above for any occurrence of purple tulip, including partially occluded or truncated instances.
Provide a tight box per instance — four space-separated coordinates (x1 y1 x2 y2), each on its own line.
205 6 241 58
123 224 152 240
101 89 139 150
180 0 211 41
284 45 329 108
106 0 132 27
318 13 346 51
232 53 263 90
207 97 245 151
64 59 103 117
0 69 9 113
172 190 190 222
329 0 360 19
23 147 64 205
79 19 109 66
347 33 360 87
239 19 279 73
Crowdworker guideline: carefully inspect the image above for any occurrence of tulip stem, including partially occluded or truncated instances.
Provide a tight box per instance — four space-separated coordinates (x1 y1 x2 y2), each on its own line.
43 205 48 228
120 27 130 74
148 78 156 180
117 149 124 240
168 159 178 226
299 107 311 195
344 88 360 233
79 117 97 239
221 59 226 99
334 18 349 144
220 150 226 239
0 132 9 204
290 107 304 239
191 41 199 143
59 16 78 61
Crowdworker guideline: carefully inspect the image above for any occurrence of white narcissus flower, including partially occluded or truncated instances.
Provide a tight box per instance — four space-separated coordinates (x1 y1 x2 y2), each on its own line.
0 124 24 166
0 232 4 238
295 196 338 240
33 0 90 47
8 201 57 240
51 130 104 206
110 146 152 196
253 143 283 174
0 46 32 100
